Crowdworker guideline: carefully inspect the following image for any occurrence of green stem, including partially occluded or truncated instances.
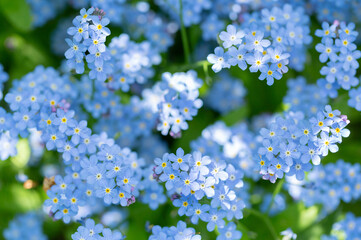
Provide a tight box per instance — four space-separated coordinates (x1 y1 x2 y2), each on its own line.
266 178 285 214
91 77 95 100
178 0 190 64
244 208 280 240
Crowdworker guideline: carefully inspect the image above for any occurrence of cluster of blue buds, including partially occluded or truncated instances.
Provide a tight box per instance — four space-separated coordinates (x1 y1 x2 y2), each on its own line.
3 212 47 240
65 8 111 81
155 71 203 137
316 21 360 100
321 213 361 240
0 64 9 100
297 160 361 212
205 72 247 114
208 4 312 85
107 34 161 91
154 148 246 232
149 221 201 240
71 218 124 240
257 105 350 183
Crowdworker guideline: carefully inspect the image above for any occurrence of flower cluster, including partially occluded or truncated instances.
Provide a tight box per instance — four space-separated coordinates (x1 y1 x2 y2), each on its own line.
3 212 47 240
121 3 175 53
154 148 246 232
208 4 312 85
191 121 259 181
257 105 350 183
205 72 247 114
0 66 146 224
3 1 361 240
65 8 111 81
138 165 167 210
44 141 145 223
149 221 201 240
316 22 360 98
155 71 203 137
283 77 328 117
71 218 124 240
295 160 361 212
72 75 158 149
107 34 161 91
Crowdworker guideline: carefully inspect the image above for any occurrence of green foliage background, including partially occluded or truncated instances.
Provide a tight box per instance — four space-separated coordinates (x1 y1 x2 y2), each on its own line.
0 1 361 239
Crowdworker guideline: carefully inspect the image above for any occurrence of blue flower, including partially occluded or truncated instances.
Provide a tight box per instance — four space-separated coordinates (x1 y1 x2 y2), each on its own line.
77 8 94 23
246 51 270 72
207 47 230 72
187 203 210 224
67 18 89 42
245 31 270 52
287 159 312 180
195 176 215 199
258 139 279 160
211 184 236 209
219 25 245 48
179 172 199 196
65 38 86 60
315 22 336 39
190 151 211 176
206 208 226 231
280 228 297 240
169 148 191 171
335 33 356 54
258 64 282 85
227 46 247 70
96 179 116 205
53 109 75 133
315 38 338 63
217 222 242 240
142 186 166 210
317 132 338 156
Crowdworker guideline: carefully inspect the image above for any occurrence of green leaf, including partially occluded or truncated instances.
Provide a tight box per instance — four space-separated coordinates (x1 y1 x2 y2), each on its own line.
220 106 248 126
272 202 321 233
11 139 31 168
0 0 32 32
